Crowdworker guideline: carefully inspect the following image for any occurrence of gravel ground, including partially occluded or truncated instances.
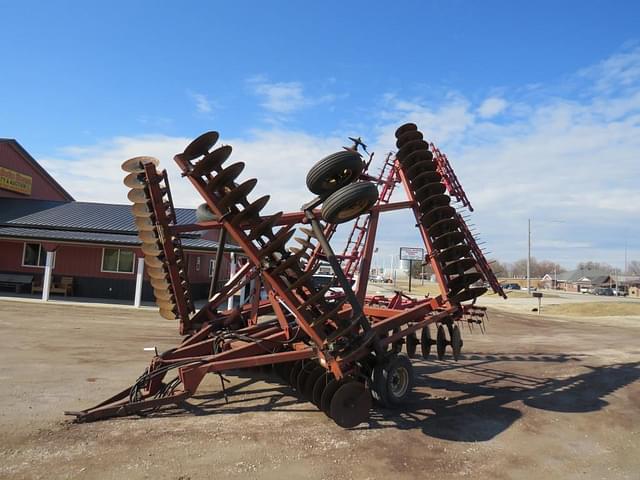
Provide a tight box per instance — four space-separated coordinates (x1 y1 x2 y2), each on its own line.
0 297 638 480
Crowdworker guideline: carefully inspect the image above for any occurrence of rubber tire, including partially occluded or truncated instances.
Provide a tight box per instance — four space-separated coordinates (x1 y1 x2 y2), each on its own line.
306 151 364 195
378 354 414 407
321 182 379 224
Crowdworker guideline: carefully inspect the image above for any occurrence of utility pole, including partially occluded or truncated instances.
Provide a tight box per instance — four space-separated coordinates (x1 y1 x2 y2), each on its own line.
527 218 531 295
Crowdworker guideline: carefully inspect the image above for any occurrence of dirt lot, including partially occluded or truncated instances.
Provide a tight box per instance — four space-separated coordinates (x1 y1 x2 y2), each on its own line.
0 297 639 480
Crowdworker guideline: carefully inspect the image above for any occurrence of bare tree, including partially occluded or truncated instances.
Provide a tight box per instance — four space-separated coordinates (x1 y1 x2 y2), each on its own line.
509 257 566 278
627 260 640 275
488 259 509 278
576 261 614 272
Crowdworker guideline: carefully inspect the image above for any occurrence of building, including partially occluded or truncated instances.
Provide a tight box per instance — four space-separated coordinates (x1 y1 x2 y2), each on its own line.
0 138 240 303
555 268 611 293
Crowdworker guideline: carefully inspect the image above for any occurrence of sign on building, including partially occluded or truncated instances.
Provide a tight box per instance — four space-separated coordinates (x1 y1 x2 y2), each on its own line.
399 247 424 261
0 167 32 195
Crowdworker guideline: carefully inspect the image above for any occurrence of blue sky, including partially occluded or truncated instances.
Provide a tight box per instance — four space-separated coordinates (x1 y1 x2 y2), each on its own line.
1 1 639 269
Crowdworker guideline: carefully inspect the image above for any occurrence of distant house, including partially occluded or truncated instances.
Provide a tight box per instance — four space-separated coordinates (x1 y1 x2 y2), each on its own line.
539 274 553 289
555 268 611 292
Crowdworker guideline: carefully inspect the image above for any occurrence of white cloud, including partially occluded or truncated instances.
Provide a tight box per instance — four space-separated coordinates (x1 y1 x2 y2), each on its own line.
38 131 348 214
477 97 508 118
247 76 337 116
188 91 213 114
579 47 640 93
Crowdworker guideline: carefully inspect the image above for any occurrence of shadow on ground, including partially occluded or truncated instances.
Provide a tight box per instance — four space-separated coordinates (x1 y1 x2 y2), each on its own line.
140 353 640 442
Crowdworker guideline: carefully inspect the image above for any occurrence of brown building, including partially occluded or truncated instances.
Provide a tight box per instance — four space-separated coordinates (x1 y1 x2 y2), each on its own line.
0 138 239 302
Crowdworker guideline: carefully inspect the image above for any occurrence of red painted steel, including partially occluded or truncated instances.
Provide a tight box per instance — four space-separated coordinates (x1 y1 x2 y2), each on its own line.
69 125 502 426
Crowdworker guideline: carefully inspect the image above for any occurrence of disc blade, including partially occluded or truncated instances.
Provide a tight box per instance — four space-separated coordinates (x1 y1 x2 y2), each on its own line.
121 156 159 173
158 306 176 320
144 256 164 269
180 131 220 161
127 189 148 203
146 266 167 279
154 288 173 301
132 202 152 217
138 230 158 243
141 243 162 256
123 173 147 189
134 217 155 231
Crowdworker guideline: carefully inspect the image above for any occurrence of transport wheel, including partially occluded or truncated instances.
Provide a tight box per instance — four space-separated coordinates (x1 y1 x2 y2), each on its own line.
374 354 414 407
405 332 419 358
296 362 316 393
321 182 379 224
329 381 372 428
436 325 447 360
312 372 334 407
289 361 304 389
451 325 462 361
320 378 344 415
302 366 325 400
420 326 432 359
306 151 364 195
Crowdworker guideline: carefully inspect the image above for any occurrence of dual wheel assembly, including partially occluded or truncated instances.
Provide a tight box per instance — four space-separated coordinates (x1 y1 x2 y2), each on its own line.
306 150 379 224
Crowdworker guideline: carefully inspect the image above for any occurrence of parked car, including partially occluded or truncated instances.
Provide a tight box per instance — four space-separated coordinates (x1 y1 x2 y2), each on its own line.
501 283 521 290
593 287 614 296
370 275 384 283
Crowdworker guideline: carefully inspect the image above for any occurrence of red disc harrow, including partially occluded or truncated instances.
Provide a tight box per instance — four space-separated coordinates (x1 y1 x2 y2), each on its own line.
66 123 505 428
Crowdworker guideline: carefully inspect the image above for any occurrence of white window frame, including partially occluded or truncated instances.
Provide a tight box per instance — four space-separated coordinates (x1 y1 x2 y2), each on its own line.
208 259 216 278
101 247 135 274
21 242 55 268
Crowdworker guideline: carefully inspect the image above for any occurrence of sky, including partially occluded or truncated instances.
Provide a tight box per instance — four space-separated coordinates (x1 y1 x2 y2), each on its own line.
1 0 639 270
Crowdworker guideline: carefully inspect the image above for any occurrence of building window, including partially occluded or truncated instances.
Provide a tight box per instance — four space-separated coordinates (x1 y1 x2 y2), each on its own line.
101 248 135 273
195 256 201 272
208 259 216 277
22 243 48 267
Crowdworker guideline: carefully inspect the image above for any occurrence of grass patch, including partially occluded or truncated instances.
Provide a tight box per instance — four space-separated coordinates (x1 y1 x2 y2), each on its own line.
543 302 640 317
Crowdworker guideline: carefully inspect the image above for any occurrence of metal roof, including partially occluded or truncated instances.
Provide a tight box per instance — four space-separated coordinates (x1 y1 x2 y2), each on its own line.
1 198 197 233
0 199 242 252
0 226 241 252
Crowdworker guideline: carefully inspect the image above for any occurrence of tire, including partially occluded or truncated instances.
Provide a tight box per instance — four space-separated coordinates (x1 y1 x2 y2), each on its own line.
373 354 414 407
321 182 378 224
306 151 364 196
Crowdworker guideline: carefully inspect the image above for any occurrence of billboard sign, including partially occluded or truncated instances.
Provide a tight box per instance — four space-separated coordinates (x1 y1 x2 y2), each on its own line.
399 247 424 261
